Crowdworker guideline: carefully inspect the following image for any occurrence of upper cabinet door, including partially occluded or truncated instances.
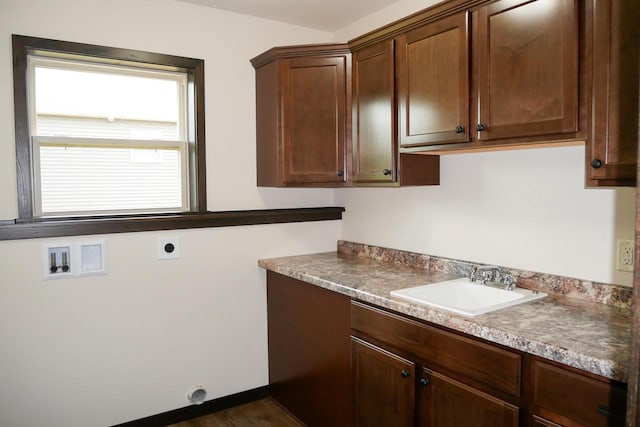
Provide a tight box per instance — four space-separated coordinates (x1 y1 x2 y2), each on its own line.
396 12 470 149
587 0 639 184
475 0 579 141
280 56 347 184
352 40 396 183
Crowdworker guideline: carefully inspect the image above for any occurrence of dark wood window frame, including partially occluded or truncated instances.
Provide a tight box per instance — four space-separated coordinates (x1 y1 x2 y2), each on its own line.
4 35 344 241
13 34 208 219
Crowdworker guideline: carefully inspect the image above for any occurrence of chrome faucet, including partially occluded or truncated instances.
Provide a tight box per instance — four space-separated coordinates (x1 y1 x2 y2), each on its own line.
470 265 517 290
470 265 500 285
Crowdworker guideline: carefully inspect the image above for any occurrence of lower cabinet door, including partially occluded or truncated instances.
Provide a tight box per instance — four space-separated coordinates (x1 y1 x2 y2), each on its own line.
351 336 415 427
531 358 627 427
531 415 562 427
417 367 519 427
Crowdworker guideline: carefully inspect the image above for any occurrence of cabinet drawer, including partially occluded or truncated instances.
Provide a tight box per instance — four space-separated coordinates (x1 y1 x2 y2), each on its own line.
351 301 521 397
532 359 626 426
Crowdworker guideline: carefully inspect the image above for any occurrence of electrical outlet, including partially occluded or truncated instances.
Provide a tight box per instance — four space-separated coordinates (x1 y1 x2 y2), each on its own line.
158 236 181 260
616 239 634 272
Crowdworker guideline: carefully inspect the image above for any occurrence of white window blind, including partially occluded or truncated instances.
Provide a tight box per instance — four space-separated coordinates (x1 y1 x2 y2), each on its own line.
28 56 190 216
38 145 183 214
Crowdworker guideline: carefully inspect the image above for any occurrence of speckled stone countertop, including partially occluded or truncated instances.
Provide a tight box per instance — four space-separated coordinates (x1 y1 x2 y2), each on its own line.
258 241 632 382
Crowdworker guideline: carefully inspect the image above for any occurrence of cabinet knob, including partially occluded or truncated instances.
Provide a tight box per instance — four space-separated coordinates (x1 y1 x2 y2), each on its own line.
455 125 465 134
598 406 625 421
591 159 603 169
337 170 344 177
400 370 411 378
383 168 392 176
476 123 486 132
420 378 430 386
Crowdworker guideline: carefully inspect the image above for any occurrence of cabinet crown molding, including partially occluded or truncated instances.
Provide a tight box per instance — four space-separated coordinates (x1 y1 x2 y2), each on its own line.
250 43 350 68
347 0 487 51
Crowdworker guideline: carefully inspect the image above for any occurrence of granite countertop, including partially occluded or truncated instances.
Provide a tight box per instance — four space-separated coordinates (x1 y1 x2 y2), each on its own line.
258 242 632 382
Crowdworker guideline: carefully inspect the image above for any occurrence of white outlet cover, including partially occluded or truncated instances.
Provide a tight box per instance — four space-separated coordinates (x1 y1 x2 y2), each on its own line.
616 239 634 272
158 237 181 259
78 240 107 276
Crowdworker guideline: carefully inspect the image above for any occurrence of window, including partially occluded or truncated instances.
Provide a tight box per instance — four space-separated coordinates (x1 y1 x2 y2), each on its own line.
5 35 344 240
12 35 206 218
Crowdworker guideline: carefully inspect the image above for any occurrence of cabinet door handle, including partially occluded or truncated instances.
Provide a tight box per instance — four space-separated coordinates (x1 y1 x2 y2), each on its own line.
383 168 392 176
337 170 344 177
455 125 465 134
597 406 625 420
420 378 430 386
400 370 411 378
591 159 603 169
476 123 486 132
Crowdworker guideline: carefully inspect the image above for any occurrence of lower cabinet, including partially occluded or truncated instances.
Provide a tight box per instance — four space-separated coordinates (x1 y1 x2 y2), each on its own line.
265 274 627 427
351 336 518 427
350 299 520 427
352 337 415 426
266 271 351 427
349 301 628 427
530 358 627 427
418 368 519 427
531 415 563 427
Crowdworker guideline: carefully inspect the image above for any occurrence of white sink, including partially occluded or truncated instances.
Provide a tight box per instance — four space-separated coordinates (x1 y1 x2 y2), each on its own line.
390 277 547 317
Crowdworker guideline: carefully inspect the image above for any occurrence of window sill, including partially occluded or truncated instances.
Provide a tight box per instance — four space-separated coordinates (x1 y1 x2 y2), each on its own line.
0 207 345 241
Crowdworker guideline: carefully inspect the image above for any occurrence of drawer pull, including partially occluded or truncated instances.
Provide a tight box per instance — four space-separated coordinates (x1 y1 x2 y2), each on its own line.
597 406 625 420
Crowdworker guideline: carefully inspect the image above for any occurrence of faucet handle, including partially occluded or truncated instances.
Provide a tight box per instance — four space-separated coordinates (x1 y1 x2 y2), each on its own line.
493 269 502 283
470 266 487 283
501 274 516 290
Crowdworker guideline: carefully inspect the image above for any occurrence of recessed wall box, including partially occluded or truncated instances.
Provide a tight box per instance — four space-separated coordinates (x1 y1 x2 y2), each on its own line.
43 240 108 280
78 241 107 276
43 243 73 280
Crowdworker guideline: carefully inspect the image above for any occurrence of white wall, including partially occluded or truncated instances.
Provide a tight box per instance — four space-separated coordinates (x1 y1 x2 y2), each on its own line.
0 1 340 426
0 225 340 426
333 0 442 42
0 0 636 425
332 0 636 287
337 147 636 285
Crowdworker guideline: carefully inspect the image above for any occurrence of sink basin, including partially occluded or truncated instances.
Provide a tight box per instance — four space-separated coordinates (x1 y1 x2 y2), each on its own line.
390 277 547 317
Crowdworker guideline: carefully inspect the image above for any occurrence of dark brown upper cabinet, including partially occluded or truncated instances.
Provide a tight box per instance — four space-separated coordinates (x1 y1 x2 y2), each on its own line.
251 44 350 187
395 12 470 149
380 0 583 154
586 0 639 186
351 40 440 186
474 0 579 142
351 0 579 185
253 0 638 188
352 40 396 183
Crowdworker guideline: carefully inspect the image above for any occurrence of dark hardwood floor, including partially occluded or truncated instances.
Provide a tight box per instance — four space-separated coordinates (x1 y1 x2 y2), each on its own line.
166 397 303 427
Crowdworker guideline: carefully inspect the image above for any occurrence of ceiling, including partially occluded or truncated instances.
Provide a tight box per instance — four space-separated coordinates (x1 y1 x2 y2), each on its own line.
176 0 402 31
